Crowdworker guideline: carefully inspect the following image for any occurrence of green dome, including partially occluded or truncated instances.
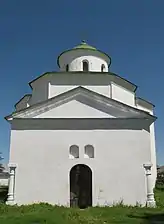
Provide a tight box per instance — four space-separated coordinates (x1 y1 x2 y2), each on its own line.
57 40 111 68
73 40 97 50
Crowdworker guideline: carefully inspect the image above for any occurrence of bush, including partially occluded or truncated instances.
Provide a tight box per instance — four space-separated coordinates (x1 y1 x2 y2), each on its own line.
156 170 164 186
0 187 8 203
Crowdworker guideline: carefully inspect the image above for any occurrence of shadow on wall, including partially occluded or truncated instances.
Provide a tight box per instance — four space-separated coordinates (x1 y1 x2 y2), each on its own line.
49 72 111 85
12 118 150 132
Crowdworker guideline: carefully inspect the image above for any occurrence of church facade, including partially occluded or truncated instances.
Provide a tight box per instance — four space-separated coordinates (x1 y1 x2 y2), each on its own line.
5 41 157 208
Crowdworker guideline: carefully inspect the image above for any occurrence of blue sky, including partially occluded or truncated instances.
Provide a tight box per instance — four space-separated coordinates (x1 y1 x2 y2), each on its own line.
0 0 164 165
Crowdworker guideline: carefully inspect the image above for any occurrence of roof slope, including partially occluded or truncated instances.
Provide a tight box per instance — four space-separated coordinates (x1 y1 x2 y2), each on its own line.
5 86 156 122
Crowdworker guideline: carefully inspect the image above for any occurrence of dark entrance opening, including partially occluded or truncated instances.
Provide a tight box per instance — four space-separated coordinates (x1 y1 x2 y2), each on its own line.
70 164 92 209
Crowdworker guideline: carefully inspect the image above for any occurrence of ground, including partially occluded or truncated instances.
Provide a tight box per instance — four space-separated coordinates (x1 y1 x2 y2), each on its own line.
0 188 164 224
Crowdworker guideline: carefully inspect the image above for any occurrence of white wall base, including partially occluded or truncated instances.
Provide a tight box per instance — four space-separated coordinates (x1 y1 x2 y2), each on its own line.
6 200 16 205
146 193 156 208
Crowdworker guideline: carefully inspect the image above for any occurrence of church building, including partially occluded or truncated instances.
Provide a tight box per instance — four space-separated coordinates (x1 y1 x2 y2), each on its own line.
5 41 157 208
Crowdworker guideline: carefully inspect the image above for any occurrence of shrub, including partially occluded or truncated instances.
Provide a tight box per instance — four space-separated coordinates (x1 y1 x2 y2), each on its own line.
0 187 8 203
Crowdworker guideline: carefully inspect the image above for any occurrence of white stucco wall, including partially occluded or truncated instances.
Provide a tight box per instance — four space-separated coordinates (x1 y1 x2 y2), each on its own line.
136 102 157 188
30 78 49 105
49 85 111 99
59 50 109 72
111 82 135 106
136 104 153 115
9 119 151 206
68 56 108 72
34 100 114 118
48 73 112 98
30 73 137 106
0 178 8 187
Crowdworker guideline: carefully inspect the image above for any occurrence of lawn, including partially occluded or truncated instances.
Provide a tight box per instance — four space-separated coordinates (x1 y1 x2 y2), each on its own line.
0 189 164 224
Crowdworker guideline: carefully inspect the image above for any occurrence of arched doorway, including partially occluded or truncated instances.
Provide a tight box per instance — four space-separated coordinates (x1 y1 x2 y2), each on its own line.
70 164 92 208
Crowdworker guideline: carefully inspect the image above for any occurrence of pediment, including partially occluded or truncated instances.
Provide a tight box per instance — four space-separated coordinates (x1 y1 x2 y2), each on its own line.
6 86 156 121
34 99 114 118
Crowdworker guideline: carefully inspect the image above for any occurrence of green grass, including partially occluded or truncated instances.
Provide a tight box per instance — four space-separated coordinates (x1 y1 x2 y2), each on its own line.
0 189 164 224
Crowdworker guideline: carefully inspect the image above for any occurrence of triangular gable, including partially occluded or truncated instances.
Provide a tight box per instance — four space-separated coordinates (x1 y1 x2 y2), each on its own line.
6 86 156 121
34 99 114 118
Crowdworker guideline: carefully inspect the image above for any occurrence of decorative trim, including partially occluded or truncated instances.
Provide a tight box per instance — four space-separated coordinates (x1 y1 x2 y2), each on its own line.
8 163 17 169
143 163 156 207
6 163 17 205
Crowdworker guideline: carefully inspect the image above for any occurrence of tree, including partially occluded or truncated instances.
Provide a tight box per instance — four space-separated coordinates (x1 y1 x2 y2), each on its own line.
156 165 164 190
156 171 164 186
0 152 4 173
